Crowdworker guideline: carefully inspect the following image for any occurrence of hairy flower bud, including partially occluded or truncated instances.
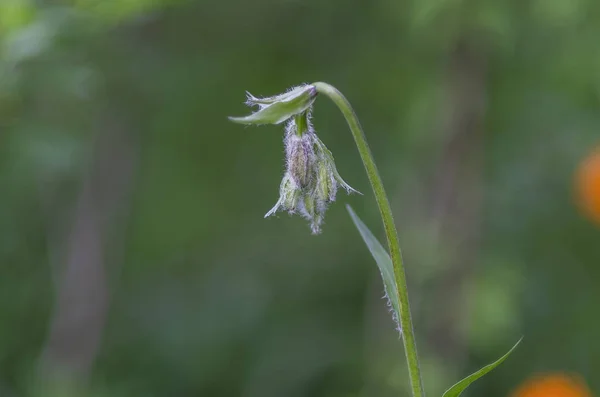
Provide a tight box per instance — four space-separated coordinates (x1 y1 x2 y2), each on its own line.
230 86 358 234
282 181 301 212
301 193 324 235
316 161 335 206
314 136 359 196
303 194 316 218
265 174 299 218
285 133 315 188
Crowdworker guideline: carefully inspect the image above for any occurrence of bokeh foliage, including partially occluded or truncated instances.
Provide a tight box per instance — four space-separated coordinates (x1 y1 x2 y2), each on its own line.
1 0 599 396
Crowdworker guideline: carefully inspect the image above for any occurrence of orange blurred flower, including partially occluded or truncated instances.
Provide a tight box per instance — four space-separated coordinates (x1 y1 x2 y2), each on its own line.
575 147 600 224
510 373 593 397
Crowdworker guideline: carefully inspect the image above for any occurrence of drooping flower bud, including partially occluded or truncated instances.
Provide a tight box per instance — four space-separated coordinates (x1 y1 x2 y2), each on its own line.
282 179 302 212
285 132 315 188
316 160 335 207
265 174 300 218
229 86 358 234
301 192 324 235
313 135 360 196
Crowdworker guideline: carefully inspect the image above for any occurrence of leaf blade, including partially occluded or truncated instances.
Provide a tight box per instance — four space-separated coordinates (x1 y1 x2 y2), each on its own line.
346 205 401 330
442 338 523 397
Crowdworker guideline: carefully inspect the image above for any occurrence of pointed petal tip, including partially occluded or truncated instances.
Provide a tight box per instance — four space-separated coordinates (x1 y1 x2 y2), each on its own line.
265 202 281 218
342 183 361 195
228 115 252 124
245 91 261 107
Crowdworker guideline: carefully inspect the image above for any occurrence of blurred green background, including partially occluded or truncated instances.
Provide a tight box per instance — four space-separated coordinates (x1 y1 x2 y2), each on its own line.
1 0 599 396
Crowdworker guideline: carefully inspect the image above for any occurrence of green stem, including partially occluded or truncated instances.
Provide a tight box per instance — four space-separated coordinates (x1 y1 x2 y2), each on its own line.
313 82 425 397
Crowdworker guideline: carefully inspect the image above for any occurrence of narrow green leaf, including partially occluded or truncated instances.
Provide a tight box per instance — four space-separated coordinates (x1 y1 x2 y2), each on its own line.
442 338 523 397
346 205 400 329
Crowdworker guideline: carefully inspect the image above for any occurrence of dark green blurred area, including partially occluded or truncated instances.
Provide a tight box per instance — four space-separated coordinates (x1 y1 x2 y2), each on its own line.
1 0 600 396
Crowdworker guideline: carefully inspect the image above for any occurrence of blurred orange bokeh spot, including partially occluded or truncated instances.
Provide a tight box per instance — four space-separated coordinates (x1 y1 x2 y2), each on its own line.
510 373 593 397
576 147 600 224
